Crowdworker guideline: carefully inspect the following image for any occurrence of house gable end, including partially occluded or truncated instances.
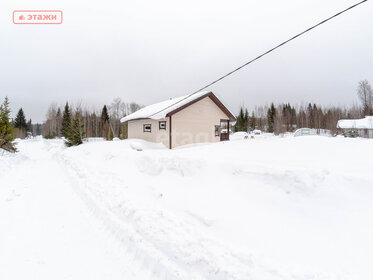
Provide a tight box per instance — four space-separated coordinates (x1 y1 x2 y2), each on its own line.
165 92 236 121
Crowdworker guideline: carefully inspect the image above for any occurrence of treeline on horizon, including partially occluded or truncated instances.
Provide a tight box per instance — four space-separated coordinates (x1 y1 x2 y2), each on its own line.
41 98 142 141
234 80 373 134
1 80 372 149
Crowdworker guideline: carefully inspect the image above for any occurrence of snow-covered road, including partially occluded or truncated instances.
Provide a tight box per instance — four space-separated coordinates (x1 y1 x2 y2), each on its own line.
0 140 141 280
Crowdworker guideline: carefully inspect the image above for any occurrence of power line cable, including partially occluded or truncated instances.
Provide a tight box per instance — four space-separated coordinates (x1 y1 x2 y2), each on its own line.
147 0 368 118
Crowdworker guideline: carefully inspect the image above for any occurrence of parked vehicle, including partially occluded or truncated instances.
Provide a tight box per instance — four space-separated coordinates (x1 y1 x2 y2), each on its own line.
343 130 359 138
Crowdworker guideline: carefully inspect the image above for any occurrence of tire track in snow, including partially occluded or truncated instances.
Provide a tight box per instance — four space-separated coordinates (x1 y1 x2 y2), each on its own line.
0 139 139 280
57 147 320 280
58 155 195 280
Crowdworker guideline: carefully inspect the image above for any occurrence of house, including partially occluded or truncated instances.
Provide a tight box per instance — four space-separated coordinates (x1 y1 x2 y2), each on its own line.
120 91 236 149
337 116 373 138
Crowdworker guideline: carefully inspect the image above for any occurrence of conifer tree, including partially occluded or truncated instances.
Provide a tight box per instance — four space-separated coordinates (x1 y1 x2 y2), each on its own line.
61 102 71 139
65 113 83 147
101 105 110 139
14 108 27 130
71 114 83 146
307 103 314 128
234 107 246 132
244 108 249 131
250 112 256 131
267 103 276 133
0 97 17 152
56 107 62 136
101 105 109 123
27 119 32 133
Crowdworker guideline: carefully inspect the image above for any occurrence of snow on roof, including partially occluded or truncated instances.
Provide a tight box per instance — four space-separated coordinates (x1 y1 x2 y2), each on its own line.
121 91 232 122
337 116 373 129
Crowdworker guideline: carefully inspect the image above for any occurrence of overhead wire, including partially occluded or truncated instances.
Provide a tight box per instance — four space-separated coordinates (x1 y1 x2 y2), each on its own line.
147 0 368 118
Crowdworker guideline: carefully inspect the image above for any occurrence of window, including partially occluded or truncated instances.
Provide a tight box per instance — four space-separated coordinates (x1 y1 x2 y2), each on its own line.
215 125 220 136
143 124 151 132
159 121 166 130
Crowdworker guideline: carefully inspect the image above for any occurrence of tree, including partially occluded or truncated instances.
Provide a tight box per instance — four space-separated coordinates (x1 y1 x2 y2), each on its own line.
14 108 28 138
234 107 246 132
27 119 32 133
109 98 122 137
0 97 17 152
244 108 249 131
101 105 109 123
42 103 59 138
357 80 373 116
101 105 110 139
61 102 71 139
307 103 314 128
129 102 142 114
267 103 276 133
14 108 27 130
56 107 62 136
65 113 83 147
249 112 256 131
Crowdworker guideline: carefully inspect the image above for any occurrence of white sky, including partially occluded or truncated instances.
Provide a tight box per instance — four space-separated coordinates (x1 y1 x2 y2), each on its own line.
1 0 372 122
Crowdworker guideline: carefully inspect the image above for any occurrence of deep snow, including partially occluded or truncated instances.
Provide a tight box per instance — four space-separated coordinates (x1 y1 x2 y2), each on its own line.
1 135 373 279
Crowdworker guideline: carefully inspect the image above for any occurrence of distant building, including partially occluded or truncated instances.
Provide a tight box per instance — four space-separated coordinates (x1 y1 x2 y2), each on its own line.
293 128 331 137
120 91 236 149
337 116 373 138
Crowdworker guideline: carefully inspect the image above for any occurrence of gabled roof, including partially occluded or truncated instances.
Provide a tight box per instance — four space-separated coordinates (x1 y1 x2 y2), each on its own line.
337 116 373 129
120 91 236 122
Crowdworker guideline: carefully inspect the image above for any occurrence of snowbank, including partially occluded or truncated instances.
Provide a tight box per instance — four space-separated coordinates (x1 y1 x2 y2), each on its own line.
2 136 373 279
59 136 373 279
337 116 373 129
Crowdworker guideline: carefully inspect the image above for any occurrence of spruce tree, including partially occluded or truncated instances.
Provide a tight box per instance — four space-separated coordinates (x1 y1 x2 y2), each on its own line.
0 97 17 152
101 105 109 123
267 103 276 133
234 107 245 132
101 105 110 139
56 107 62 136
61 102 71 139
65 113 83 147
14 108 27 130
244 108 249 131
307 103 314 128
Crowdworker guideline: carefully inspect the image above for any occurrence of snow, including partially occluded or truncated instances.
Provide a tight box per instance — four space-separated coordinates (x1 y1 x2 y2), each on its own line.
120 91 220 122
1 136 373 279
230 131 250 140
337 116 373 129
294 128 332 137
252 129 262 134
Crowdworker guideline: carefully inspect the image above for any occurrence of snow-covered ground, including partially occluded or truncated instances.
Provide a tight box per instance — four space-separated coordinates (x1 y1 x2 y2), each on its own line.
1 135 373 279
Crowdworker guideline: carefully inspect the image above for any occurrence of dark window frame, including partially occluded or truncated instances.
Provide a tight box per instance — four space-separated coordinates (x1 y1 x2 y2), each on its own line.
143 124 152 132
159 121 166 130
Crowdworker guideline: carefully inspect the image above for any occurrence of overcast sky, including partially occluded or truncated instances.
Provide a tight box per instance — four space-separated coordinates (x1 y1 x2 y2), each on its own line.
1 0 372 122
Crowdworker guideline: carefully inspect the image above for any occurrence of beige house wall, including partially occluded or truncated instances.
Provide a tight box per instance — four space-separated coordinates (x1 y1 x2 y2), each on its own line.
127 117 170 148
171 96 230 148
127 96 231 148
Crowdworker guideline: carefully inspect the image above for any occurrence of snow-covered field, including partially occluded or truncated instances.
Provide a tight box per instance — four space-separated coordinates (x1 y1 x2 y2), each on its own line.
1 135 373 279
